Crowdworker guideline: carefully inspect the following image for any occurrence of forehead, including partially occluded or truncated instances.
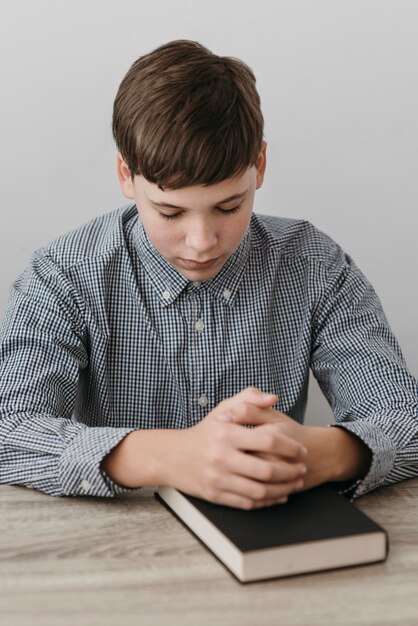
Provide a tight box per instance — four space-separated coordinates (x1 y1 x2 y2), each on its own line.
136 168 254 208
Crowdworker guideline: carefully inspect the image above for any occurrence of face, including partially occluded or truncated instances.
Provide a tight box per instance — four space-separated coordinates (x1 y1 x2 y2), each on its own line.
117 142 267 281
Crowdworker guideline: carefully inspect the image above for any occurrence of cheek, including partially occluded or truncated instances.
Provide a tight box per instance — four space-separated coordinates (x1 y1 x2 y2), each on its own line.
148 222 179 253
226 213 252 245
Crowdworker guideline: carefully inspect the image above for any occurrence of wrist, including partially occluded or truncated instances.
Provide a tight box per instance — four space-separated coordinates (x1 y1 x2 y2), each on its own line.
101 429 179 488
301 426 339 489
328 425 372 482
302 425 372 489
302 425 372 486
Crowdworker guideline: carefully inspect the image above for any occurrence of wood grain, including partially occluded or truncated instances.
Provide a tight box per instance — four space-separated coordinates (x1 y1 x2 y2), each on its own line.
1 480 418 626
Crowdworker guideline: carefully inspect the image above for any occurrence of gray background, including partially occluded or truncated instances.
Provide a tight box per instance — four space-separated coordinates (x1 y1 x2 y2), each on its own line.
0 0 417 426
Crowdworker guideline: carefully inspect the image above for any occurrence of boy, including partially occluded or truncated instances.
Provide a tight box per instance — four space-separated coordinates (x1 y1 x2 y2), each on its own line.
0 40 417 510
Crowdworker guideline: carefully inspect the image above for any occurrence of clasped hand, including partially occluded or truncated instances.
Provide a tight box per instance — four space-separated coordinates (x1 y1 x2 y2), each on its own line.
172 386 310 510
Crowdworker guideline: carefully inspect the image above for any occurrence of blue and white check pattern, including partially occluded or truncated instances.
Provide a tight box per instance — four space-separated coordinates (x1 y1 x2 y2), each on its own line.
0 204 417 500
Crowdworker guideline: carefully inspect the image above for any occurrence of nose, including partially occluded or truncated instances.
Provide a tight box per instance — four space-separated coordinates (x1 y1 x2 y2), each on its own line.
185 218 218 255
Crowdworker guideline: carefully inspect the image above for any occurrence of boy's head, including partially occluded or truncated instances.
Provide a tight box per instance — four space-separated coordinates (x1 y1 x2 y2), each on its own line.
112 39 267 281
112 39 264 190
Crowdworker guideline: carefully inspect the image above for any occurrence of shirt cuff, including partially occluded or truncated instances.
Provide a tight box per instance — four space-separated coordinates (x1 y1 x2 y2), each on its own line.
59 426 139 497
329 420 397 500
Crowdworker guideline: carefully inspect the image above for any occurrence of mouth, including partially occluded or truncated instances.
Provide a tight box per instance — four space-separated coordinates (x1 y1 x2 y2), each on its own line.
181 257 220 270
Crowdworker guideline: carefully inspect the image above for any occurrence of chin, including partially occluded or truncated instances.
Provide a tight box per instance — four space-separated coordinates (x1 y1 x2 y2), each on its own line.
186 270 216 280
181 267 220 281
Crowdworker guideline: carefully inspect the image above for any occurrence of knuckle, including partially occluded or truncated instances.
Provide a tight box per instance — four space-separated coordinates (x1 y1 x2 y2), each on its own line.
260 463 275 481
254 484 268 500
217 399 232 415
206 447 221 465
206 489 217 502
264 433 277 452
204 483 218 502
240 402 251 420
203 465 219 489
205 460 220 479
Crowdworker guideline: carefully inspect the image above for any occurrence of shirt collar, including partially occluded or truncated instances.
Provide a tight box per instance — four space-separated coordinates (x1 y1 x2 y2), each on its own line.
132 207 253 307
203 222 252 306
133 217 188 306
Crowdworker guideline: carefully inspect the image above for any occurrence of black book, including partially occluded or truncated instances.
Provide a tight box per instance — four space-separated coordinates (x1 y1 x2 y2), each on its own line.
155 484 388 582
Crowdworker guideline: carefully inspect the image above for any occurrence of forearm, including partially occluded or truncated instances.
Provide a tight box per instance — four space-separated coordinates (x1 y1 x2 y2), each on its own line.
100 428 178 488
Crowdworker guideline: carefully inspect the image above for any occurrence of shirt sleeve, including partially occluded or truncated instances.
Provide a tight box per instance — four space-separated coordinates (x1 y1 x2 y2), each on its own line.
0 248 137 497
310 241 418 499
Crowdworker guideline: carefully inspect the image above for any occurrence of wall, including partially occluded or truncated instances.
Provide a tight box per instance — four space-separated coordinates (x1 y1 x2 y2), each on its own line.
1 0 417 426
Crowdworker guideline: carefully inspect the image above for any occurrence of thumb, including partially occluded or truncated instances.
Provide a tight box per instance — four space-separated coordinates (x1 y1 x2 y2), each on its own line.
240 386 279 408
211 387 279 425
226 387 279 427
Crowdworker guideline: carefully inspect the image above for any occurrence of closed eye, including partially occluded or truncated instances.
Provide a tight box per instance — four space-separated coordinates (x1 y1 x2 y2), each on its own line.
159 204 242 221
159 212 181 221
218 205 241 215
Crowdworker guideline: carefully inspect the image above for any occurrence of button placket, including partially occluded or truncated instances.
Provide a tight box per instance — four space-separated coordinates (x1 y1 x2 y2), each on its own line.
189 290 209 421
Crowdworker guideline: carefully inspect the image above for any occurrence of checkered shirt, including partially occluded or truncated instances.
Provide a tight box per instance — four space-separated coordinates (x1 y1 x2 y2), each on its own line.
0 204 417 499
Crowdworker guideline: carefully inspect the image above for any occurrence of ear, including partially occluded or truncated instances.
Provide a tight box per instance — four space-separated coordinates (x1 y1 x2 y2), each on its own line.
116 152 135 199
255 141 267 189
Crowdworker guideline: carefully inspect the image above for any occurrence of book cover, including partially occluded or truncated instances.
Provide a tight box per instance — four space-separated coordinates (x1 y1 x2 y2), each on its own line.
155 484 388 582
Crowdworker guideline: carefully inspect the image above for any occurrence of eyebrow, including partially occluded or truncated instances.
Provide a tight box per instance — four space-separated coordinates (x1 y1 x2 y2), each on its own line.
149 189 249 210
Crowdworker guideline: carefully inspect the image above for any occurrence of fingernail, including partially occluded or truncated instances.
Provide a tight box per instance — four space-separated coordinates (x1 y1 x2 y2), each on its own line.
300 446 308 456
262 393 277 401
299 465 307 475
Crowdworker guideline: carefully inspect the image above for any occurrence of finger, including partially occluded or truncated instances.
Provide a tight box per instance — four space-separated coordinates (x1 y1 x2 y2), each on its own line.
226 402 279 427
251 448 308 464
216 473 305 503
226 449 307 483
223 387 279 412
229 422 307 459
216 493 290 510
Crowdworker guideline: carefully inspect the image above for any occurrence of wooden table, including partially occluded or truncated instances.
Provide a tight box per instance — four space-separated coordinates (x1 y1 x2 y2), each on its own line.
1 479 418 626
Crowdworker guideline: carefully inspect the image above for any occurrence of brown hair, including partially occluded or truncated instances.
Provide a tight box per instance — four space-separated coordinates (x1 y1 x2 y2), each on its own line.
112 39 264 190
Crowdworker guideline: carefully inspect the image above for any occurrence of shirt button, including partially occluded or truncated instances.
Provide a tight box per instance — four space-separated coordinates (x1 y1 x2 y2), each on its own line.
162 290 171 301
223 289 231 300
197 394 209 407
195 319 205 332
193 281 201 288
80 479 92 492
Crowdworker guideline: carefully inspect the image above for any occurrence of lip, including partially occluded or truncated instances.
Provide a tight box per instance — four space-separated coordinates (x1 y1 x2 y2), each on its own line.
181 257 220 270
